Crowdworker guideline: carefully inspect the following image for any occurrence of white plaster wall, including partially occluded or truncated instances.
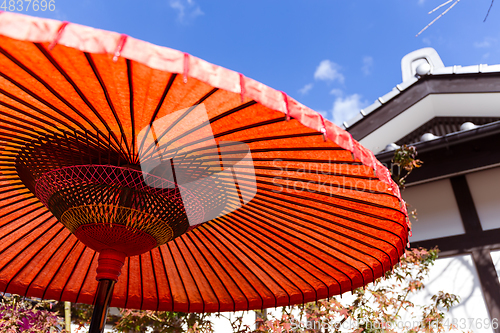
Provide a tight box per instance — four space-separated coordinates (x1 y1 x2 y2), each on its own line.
402 179 465 242
466 167 500 230
407 255 493 333
211 310 257 332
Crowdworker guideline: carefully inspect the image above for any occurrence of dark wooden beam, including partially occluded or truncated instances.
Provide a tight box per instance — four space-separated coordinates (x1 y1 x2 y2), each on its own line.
450 176 483 233
377 131 500 186
411 229 500 257
472 249 500 332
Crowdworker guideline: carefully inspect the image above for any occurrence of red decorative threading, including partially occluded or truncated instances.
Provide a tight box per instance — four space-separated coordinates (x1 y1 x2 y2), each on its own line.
113 34 128 62
239 73 246 103
35 165 204 224
48 21 69 50
75 223 157 257
281 91 290 121
319 115 327 141
183 53 190 83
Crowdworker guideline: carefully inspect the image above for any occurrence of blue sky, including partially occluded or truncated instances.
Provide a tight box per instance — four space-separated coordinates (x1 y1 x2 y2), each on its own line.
9 0 500 125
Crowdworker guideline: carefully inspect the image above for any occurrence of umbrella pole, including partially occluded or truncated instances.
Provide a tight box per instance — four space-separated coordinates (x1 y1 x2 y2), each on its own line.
89 249 126 333
89 279 116 333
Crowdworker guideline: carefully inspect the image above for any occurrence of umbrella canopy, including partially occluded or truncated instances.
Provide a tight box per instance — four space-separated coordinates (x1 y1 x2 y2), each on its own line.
0 12 409 314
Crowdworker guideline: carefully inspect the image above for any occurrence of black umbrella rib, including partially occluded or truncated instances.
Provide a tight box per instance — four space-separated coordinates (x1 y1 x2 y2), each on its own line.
239 171 389 195
215 218 310 305
148 73 178 126
211 170 401 213
124 257 130 309
147 251 161 312
139 98 255 162
247 195 396 269
0 45 106 143
55 243 88 302
156 247 174 311
134 73 177 164
39 237 80 301
0 198 40 214
221 216 333 299
171 238 207 312
0 217 58 282
209 100 257 124
138 254 144 310
197 225 269 310
251 157 363 165
75 250 97 304
0 125 40 143
85 53 132 158
250 187 404 236
242 202 384 282
0 188 32 200
11 225 70 296
185 230 238 312
218 214 331 300
0 107 53 132
256 177 405 217
0 87 77 133
154 86 219 145
139 87 219 162
255 187 406 244
126 60 136 158
204 223 291 309
166 242 190 312
149 117 300 161
213 116 285 139
0 209 51 244
154 140 342 165
255 166 376 180
0 182 24 189
177 236 220 313
34 44 126 157
229 208 357 291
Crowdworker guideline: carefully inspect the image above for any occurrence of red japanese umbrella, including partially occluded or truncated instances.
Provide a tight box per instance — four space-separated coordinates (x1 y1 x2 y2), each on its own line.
0 12 409 332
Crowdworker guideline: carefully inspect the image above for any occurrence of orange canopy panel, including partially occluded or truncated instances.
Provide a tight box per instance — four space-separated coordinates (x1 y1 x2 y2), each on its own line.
0 12 408 312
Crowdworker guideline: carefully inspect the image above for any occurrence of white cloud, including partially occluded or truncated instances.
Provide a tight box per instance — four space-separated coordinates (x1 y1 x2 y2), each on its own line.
418 0 426 5
422 37 431 46
298 83 313 95
361 56 373 76
314 60 344 83
329 88 343 97
474 37 496 48
331 94 368 125
170 0 204 22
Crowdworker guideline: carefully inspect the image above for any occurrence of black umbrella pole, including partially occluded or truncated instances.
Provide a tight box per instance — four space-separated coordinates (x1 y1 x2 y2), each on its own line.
89 249 125 333
89 279 116 333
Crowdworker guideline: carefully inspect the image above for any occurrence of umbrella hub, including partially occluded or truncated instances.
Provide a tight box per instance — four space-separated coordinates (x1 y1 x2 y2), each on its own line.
74 223 158 257
14 131 201 257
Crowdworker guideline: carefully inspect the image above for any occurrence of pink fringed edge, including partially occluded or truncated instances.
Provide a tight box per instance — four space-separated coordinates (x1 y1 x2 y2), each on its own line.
0 12 409 233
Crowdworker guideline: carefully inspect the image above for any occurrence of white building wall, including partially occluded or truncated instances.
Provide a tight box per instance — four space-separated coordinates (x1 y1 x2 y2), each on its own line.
402 179 464 242
466 167 500 230
408 255 493 333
